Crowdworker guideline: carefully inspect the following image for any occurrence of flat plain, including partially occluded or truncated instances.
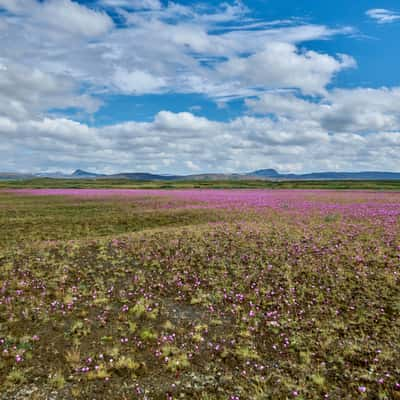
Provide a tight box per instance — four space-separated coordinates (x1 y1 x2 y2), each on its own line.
0 184 399 399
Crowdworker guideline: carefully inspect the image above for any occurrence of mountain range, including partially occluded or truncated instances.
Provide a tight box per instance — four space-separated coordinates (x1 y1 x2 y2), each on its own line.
2 168 400 181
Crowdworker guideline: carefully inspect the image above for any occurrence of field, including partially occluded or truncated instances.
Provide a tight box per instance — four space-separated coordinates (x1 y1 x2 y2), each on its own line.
0 187 399 399
3 178 400 190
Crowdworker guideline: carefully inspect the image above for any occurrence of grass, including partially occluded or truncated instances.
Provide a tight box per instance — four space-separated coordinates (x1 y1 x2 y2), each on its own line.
0 189 399 399
2 178 400 190
0 192 223 250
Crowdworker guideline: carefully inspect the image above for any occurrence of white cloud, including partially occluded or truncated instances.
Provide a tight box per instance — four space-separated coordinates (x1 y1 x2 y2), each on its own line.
219 42 356 94
0 116 17 132
113 68 166 94
38 0 114 37
0 61 101 120
246 87 400 134
1 111 400 174
101 0 162 9
322 88 400 132
186 160 200 171
154 111 215 133
0 0 35 13
0 0 114 37
245 92 323 117
366 8 400 24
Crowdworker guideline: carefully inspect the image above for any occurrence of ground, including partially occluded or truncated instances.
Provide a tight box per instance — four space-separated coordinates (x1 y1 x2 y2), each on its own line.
0 188 399 399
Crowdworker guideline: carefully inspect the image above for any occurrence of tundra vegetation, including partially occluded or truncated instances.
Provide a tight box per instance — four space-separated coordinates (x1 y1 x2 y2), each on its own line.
0 188 399 399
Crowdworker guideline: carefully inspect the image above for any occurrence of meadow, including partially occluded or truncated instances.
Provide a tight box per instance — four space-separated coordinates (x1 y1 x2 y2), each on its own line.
0 187 399 399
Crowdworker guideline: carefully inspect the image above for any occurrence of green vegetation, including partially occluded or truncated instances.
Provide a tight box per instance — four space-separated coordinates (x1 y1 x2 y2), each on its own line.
0 192 223 249
2 178 400 190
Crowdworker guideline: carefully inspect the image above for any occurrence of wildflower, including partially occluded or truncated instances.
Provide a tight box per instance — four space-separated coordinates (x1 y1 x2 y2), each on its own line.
358 386 366 393
121 304 129 312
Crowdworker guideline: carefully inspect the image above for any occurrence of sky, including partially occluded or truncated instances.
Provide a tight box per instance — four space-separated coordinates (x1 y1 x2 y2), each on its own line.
0 0 400 174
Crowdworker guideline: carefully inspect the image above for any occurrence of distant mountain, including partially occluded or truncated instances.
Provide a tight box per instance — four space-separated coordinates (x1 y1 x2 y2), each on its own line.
71 169 105 178
0 172 35 180
249 171 400 180
3 168 400 181
180 173 246 181
110 172 181 181
250 169 280 178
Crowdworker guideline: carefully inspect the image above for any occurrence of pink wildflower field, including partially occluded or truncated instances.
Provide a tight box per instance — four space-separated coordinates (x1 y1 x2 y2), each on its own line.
0 188 399 399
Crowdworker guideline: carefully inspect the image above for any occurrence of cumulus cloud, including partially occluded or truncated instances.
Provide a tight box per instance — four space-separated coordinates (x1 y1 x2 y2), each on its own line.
112 68 166 94
219 42 355 94
0 0 114 37
0 61 101 120
154 111 216 134
366 9 400 24
246 88 400 134
245 92 323 117
1 111 400 174
40 0 114 37
322 88 400 132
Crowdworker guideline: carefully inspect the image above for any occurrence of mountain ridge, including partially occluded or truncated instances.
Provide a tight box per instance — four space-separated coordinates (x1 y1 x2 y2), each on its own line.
3 169 400 181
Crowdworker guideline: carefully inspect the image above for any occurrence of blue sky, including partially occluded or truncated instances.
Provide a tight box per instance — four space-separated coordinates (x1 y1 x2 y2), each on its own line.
0 0 400 173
